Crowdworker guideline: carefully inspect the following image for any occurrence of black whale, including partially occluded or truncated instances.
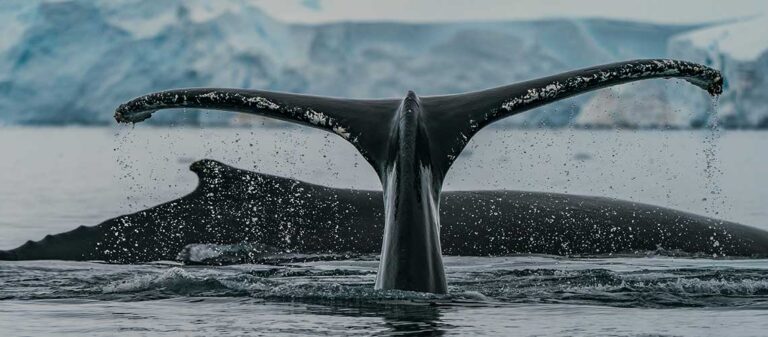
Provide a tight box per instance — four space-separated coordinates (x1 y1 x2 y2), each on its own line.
2 160 767 264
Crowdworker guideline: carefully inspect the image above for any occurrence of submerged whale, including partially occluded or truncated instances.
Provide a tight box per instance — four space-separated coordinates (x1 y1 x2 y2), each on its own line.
2 159 767 266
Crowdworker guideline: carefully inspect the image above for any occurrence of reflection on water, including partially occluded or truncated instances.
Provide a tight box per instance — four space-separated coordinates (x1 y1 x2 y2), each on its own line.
303 302 448 335
5 297 768 336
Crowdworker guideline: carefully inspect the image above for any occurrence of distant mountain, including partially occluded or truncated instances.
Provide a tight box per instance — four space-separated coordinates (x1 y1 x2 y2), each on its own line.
0 0 764 128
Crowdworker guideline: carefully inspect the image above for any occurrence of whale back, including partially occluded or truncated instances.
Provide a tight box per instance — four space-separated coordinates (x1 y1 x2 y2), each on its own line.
3 160 767 263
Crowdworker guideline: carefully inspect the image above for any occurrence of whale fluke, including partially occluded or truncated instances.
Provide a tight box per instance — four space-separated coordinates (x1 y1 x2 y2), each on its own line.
115 59 723 293
116 88 400 170
420 59 722 172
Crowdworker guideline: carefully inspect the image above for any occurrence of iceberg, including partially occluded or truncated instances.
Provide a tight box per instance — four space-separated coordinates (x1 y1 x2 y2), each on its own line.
0 0 764 128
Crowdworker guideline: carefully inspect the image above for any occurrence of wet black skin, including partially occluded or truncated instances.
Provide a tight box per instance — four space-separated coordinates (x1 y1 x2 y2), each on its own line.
2 159 768 266
378 92 446 293
3 59 727 294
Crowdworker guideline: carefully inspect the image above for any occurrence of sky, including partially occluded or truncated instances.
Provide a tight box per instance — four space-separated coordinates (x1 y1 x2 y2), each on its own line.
251 0 767 24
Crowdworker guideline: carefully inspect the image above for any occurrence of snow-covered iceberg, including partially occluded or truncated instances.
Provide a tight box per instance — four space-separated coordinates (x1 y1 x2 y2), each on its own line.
668 16 768 128
0 0 764 128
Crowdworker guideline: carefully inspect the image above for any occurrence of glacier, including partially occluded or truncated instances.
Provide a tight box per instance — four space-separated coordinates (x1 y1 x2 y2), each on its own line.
0 0 765 128
668 16 768 128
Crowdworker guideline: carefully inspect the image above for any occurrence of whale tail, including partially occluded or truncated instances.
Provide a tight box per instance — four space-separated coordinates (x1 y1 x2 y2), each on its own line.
115 59 723 293
116 59 721 179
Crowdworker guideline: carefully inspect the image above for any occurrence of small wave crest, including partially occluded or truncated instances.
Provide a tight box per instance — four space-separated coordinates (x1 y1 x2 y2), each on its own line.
101 267 265 298
91 266 768 307
3 258 768 308
457 268 768 307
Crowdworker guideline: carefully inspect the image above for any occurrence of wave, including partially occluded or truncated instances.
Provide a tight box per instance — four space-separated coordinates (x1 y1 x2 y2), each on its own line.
3 260 768 308
101 267 261 296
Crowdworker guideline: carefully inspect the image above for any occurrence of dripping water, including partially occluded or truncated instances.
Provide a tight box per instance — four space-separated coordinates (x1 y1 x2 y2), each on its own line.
114 123 138 212
701 96 724 217
562 103 578 195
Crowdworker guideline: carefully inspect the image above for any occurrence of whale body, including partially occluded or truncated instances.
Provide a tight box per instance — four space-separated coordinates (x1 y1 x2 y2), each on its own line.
2 159 767 264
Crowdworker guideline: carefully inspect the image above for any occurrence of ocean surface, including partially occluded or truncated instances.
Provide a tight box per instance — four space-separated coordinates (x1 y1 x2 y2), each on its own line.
1 126 767 336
